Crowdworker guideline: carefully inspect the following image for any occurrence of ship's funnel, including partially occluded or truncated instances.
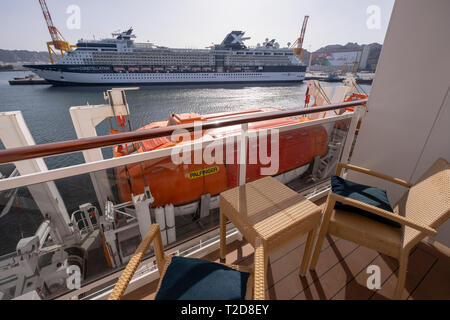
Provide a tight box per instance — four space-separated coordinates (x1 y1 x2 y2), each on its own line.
220 31 249 49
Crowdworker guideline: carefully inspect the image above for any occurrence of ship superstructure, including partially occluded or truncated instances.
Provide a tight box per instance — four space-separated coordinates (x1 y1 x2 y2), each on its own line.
25 29 306 85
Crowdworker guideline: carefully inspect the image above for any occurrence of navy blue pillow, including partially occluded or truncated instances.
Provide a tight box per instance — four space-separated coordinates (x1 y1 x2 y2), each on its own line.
331 176 401 228
155 256 250 300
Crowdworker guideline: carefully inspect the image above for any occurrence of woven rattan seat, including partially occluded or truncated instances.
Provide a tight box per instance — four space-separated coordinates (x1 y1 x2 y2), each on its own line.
108 224 264 300
310 158 450 299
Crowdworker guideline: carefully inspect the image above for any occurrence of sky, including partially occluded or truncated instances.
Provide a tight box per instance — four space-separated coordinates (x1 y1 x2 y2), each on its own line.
0 0 395 52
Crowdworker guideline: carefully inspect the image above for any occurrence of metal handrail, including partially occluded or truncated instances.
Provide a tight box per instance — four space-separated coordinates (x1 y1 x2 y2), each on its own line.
0 99 367 165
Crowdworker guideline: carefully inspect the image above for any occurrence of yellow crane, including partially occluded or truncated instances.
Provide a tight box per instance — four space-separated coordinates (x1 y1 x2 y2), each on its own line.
290 15 309 63
342 61 359 74
38 0 76 64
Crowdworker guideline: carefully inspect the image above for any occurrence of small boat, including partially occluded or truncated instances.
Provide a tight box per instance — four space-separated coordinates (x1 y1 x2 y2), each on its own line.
8 74 49 85
323 72 342 82
355 75 373 84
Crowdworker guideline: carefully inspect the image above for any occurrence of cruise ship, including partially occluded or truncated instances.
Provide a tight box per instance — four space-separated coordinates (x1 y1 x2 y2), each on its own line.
25 29 306 85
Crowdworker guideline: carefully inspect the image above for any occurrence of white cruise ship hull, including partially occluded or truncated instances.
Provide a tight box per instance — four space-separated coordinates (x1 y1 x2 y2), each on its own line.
29 69 305 86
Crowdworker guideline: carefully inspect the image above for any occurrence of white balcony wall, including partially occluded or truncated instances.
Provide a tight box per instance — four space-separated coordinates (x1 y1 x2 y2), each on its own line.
348 0 450 245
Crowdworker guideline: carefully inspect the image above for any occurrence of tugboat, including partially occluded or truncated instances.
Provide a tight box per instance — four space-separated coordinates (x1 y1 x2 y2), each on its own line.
323 72 342 82
8 74 49 85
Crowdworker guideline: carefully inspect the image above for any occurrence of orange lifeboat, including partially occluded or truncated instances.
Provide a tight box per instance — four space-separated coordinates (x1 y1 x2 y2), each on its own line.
343 93 368 112
340 93 369 131
113 108 329 207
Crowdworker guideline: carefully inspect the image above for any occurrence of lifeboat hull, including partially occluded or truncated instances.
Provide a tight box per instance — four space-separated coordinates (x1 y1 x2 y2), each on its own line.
114 121 328 207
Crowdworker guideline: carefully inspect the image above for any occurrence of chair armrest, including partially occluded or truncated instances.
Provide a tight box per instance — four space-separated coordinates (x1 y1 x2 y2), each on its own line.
336 163 412 188
108 224 165 300
253 237 266 300
329 193 437 236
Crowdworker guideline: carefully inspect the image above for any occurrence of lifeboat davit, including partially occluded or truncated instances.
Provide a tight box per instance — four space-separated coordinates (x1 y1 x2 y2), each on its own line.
113 108 329 207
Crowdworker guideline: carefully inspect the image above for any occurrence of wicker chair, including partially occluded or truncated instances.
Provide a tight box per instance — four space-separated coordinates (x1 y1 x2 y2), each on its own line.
310 158 450 300
108 224 266 300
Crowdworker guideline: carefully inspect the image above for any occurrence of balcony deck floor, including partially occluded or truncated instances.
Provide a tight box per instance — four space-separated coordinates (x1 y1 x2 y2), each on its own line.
122 199 450 300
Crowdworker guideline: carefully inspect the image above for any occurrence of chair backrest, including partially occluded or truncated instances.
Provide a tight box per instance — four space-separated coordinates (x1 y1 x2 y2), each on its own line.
394 158 450 247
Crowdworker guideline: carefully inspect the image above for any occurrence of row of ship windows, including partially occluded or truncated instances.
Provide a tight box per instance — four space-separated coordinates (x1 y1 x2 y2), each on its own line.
92 54 213 58
227 56 291 59
227 60 291 63
65 58 292 64
78 50 291 56
62 61 292 68
69 57 213 60
65 60 213 64
100 58 280 62
101 73 264 79
91 60 214 62
235 52 292 56
72 54 291 60
91 60 214 63
75 47 292 55
65 60 289 65
93 54 213 59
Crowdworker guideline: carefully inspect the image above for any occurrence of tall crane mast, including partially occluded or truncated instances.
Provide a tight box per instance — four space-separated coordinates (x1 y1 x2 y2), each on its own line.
291 15 309 63
38 0 75 64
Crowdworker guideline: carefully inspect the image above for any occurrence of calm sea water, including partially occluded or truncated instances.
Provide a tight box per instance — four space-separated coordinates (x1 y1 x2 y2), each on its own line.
0 71 371 254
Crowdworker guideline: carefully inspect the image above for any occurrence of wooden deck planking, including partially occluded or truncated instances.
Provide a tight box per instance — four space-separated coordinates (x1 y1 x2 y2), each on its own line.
122 236 449 300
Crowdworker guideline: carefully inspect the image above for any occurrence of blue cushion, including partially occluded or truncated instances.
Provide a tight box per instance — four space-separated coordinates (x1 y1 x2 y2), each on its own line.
331 176 401 228
155 256 250 300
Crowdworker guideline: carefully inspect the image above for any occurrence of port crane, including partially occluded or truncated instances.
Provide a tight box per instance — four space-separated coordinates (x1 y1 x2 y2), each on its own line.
290 15 309 63
38 0 76 64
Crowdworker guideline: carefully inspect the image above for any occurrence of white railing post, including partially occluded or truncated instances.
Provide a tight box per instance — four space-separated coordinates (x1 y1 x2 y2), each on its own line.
239 123 248 186
339 106 361 170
